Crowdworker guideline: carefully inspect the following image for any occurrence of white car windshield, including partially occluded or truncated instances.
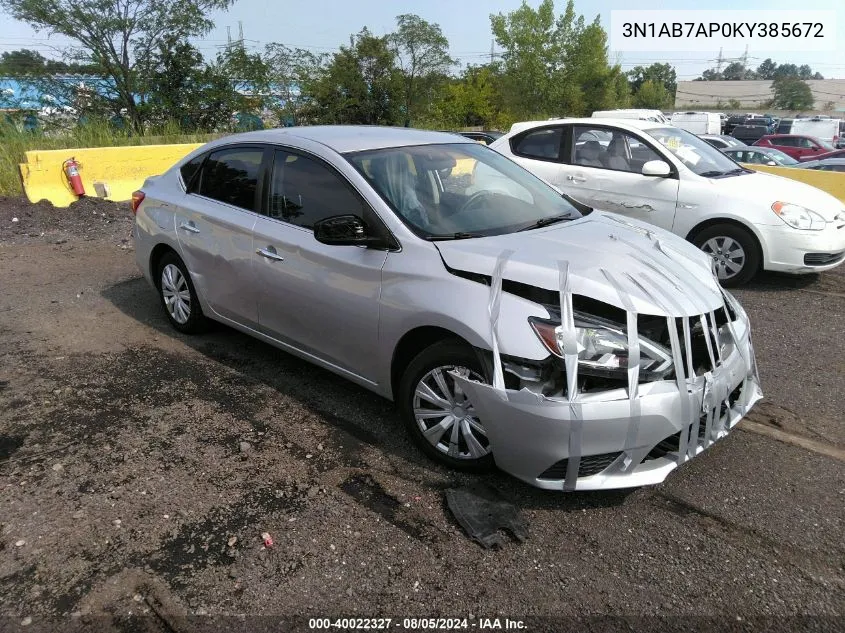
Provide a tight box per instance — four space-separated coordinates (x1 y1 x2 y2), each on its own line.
649 126 746 177
346 143 582 239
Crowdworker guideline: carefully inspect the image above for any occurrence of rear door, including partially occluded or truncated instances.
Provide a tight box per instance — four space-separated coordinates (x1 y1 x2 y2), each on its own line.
557 124 680 230
506 125 566 187
175 145 267 327
251 147 389 380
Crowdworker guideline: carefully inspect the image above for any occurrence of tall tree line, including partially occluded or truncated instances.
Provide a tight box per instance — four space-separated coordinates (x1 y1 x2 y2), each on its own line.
0 0 646 132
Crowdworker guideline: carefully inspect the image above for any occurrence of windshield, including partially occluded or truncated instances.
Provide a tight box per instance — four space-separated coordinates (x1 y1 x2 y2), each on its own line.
345 143 581 238
648 126 744 177
762 149 798 165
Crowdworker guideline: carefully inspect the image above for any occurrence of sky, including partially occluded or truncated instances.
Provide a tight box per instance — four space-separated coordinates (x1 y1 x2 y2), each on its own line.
0 0 843 80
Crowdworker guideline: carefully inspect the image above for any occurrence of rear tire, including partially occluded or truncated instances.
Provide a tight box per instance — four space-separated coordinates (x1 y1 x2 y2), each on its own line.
397 340 494 472
692 224 760 287
157 251 206 334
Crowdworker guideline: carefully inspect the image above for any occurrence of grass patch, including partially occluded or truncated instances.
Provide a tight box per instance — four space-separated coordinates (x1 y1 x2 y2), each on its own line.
0 120 225 196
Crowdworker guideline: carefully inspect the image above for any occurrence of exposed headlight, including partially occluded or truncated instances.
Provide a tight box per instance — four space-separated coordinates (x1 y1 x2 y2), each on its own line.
529 313 674 381
771 202 826 230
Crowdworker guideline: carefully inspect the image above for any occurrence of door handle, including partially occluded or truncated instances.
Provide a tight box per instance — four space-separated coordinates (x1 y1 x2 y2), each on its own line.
567 175 587 183
178 222 200 233
257 247 285 262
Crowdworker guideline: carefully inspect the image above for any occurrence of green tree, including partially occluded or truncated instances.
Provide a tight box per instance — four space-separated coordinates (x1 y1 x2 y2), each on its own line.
138 35 244 131
311 29 401 125
0 0 235 129
433 64 501 128
756 58 777 80
627 63 676 97
490 0 563 118
0 48 100 76
722 62 755 80
264 44 327 125
770 76 814 110
632 79 671 109
490 0 623 118
389 14 454 126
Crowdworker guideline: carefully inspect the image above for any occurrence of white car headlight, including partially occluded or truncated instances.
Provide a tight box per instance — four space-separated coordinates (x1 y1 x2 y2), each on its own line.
771 201 826 231
529 314 674 381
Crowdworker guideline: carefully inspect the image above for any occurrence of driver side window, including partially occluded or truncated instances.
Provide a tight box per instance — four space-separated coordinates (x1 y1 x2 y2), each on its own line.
570 126 661 173
268 150 365 229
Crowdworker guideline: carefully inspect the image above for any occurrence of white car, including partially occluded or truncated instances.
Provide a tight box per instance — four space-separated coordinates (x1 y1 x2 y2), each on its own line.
490 119 845 286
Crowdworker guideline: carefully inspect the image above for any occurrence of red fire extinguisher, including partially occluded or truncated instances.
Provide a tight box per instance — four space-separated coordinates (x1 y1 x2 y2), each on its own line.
62 157 86 197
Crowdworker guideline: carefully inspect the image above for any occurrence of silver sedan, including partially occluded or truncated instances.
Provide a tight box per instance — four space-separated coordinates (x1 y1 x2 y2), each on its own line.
132 126 761 490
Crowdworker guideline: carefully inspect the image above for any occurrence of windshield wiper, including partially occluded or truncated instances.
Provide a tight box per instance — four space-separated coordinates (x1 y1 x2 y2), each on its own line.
517 213 574 232
426 232 484 241
699 170 726 177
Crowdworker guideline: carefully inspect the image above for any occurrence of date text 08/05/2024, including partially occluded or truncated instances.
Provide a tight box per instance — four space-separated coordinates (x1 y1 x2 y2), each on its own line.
308 618 527 630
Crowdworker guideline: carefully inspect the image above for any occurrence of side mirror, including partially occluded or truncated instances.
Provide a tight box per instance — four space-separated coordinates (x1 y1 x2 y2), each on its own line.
314 214 376 247
641 160 671 177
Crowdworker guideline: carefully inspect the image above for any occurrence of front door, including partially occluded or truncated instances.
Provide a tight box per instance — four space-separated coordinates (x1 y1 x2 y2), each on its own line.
556 125 680 231
174 145 266 326
252 148 388 381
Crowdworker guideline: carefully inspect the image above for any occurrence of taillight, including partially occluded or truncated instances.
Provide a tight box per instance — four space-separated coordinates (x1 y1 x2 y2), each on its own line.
131 190 145 214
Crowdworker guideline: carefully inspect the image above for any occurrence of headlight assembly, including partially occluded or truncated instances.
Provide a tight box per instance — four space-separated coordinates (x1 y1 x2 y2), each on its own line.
529 313 674 381
771 201 826 231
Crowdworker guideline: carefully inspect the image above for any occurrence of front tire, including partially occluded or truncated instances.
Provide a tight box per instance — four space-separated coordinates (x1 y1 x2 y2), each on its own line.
693 224 760 287
157 251 206 334
397 340 494 472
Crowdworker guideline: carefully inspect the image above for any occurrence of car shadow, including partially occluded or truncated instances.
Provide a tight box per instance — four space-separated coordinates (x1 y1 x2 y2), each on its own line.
100 275 633 513
743 269 822 292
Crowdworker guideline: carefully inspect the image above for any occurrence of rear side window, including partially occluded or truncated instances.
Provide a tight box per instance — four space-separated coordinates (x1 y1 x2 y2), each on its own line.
196 147 264 211
512 127 562 161
180 153 205 189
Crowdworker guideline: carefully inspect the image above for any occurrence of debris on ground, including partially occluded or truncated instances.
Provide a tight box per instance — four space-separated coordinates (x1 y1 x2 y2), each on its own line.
261 532 274 548
446 483 528 549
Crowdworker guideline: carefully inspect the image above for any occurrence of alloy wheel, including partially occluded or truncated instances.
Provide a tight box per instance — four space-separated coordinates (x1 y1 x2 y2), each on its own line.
412 365 491 460
161 263 191 324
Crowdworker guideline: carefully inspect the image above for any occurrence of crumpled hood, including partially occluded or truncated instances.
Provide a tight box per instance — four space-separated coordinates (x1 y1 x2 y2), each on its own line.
435 211 724 317
711 171 845 221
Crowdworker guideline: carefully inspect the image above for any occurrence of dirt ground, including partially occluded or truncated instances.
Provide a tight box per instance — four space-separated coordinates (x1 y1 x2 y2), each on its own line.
0 196 843 632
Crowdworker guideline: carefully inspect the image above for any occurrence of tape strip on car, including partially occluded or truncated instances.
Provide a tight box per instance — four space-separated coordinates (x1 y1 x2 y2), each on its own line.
600 269 641 469
557 260 584 491
488 249 515 392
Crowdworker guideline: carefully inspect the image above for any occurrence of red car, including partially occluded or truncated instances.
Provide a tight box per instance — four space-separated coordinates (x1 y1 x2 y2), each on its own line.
754 134 841 162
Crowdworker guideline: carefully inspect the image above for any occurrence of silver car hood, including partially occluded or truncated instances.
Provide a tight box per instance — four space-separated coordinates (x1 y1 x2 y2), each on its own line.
435 211 723 317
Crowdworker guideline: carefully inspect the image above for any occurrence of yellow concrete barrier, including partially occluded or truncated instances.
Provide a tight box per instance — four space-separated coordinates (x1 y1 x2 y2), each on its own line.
743 163 845 205
19 143 203 208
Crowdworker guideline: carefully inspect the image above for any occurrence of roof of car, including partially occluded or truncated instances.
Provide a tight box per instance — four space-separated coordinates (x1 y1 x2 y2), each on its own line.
803 158 845 165
761 134 823 140
210 125 475 153
508 118 667 135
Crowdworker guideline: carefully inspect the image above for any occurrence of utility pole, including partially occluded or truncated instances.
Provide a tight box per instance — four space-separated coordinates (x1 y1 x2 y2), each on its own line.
227 26 232 49
716 47 723 73
490 39 495 65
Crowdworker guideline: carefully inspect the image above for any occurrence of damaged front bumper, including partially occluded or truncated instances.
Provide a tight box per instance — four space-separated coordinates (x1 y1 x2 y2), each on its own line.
457 325 760 490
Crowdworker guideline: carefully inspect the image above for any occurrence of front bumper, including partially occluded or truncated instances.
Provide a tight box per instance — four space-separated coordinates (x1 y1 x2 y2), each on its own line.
759 221 845 273
455 312 762 491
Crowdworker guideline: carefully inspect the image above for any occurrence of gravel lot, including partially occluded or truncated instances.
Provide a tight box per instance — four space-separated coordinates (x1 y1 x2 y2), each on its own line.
0 196 843 632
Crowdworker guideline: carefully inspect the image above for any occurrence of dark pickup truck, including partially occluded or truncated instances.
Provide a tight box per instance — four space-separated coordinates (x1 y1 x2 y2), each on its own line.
731 124 770 144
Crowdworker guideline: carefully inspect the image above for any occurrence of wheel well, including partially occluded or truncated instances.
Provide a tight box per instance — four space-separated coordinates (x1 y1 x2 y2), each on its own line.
390 327 473 399
685 218 763 260
149 244 178 289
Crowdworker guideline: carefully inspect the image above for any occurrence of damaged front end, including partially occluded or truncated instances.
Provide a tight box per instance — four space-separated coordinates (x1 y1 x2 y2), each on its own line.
445 216 762 491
